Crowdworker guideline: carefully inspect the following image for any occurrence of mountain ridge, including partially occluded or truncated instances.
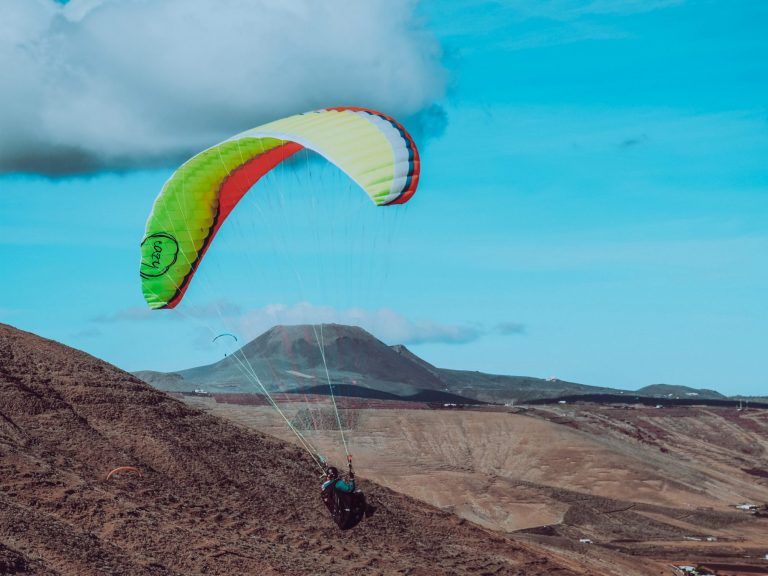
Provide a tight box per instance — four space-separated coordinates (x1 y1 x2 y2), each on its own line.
135 323 742 403
636 383 725 399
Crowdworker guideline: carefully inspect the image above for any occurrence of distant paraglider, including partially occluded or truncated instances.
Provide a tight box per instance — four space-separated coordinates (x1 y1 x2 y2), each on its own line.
105 466 143 481
213 333 238 357
212 333 238 343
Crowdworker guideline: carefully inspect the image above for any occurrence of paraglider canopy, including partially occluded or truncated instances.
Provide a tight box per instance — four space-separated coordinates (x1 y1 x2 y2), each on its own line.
140 107 420 310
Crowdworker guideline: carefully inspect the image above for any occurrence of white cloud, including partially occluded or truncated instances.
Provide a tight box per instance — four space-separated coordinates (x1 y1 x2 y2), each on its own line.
495 321 525 335
70 326 103 338
229 302 519 345
92 307 152 323
91 299 525 345
0 0 446 174
92 298 242 322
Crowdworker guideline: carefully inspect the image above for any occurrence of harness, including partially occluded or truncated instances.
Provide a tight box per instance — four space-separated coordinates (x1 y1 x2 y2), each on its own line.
320 473 366 530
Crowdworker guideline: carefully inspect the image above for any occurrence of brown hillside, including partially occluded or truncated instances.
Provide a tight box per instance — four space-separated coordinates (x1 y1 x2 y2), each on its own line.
0 323 586 576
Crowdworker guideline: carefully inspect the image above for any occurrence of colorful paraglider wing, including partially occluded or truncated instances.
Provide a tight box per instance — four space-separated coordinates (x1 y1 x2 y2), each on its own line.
105 466 143 481
140 107 419 310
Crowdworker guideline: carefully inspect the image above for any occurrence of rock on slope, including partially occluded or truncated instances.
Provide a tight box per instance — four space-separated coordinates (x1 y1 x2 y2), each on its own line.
0 322 586 576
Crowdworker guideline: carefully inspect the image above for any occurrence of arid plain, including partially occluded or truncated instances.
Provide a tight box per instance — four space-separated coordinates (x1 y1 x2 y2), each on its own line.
186 396 768 574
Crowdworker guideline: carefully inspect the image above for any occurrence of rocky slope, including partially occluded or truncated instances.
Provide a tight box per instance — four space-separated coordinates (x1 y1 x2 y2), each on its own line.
0 322 589 576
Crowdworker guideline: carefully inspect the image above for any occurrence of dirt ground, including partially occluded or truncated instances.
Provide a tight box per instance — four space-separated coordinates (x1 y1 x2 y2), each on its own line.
187 397 768 573
1 322 625 576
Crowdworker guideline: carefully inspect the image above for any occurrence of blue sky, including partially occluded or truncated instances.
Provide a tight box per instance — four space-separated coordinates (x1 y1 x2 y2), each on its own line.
1 0 766 394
